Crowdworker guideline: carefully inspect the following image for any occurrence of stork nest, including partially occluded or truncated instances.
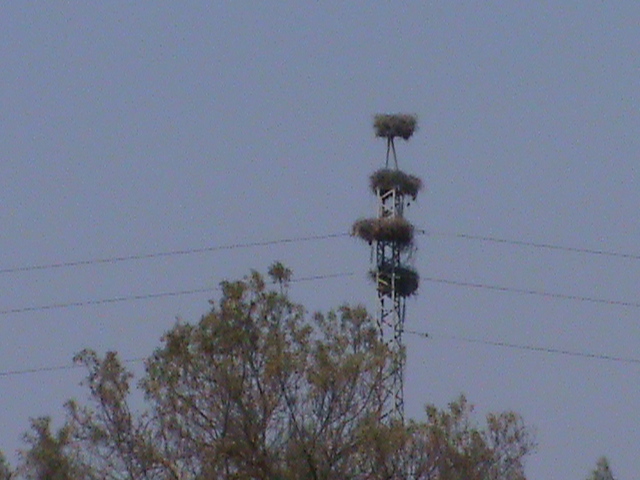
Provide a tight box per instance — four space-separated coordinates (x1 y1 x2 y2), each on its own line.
369 265 419 297
370 169 423 200
352 217 414 246
374 114 417 140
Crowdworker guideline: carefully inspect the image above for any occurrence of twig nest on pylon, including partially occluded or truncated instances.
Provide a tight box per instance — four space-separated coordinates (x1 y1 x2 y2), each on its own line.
370 265 419 297
374 114 417 140
370 169 423 200
352 217 414 246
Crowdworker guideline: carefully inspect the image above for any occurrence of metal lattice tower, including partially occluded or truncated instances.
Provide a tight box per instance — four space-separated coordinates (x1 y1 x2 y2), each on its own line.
352 114 422 421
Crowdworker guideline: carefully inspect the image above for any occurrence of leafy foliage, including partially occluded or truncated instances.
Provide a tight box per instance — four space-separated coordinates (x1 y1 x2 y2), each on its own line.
5 265 535 479
587 457 616 480
17 417 80 480
0 452 12 480
402 396 534 480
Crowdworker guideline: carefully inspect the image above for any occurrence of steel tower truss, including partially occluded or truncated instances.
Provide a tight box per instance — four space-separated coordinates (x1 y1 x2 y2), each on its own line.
354 114 421 422
375 184 410 421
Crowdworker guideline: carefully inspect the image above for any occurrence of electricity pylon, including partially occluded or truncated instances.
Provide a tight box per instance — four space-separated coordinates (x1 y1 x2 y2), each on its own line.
352 114 422 421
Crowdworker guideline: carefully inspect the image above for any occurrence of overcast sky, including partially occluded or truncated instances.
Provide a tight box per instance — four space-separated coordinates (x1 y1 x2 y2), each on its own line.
1 2 638 478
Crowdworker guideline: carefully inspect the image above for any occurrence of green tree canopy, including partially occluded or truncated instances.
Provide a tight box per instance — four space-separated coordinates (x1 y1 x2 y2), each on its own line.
5 265 535 479
0 451 13 480
587 457 616 480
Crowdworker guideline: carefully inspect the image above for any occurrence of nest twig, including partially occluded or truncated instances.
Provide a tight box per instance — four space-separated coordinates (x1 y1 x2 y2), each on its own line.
369 265 419 297
370 169 423 200
352 217 414 245
374 114 417 140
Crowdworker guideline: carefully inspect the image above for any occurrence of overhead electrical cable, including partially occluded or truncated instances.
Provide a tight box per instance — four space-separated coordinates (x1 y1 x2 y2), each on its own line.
3 328 638 380
3 230 640 277
0 357 146 378
0 233 350 275
0 272 355 316
422 277 640 308
423 231 640 260
2 273 638 317
406 329 640 365
0 287 218 315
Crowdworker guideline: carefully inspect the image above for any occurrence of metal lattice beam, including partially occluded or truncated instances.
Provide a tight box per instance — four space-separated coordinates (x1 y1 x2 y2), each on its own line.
354 114 422 423
374 186 410 421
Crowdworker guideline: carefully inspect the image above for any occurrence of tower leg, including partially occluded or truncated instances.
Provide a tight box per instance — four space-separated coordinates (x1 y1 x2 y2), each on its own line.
385 138 392 168
391 138 398 169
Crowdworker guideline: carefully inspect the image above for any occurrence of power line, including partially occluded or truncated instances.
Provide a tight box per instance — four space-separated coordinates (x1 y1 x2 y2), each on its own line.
406 329 640 365
0 357 146 379
0 233 349 275
3 324 638 380
425 231 640 261
0 272 355 316
422 276 640 308
0 287 217 316
4 230 640 278
2 273 637 317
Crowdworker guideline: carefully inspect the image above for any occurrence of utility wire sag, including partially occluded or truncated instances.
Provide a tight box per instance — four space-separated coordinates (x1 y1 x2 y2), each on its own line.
3 328 638 380
0 357 146 378
406 329 640 365
423 231 640 260
422 277 640 308
0 233 349 275
2 273 638 316
0 272 355 316
4 229 640 277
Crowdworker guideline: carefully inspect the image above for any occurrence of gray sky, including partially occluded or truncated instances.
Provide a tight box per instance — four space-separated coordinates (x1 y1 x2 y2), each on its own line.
1 2 638 478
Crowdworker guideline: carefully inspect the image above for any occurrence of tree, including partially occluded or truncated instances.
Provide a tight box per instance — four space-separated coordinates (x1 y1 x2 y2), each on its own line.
0 452 13 480
11 265 535 479
408 396 534 480
587 457 616 480
17 417 81 480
